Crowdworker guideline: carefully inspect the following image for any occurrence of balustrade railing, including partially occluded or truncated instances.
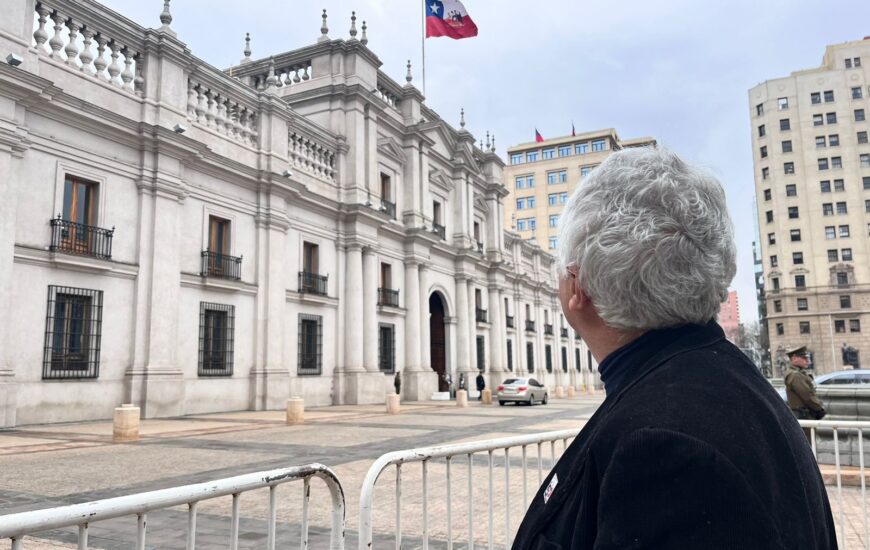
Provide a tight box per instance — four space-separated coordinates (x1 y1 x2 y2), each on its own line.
525 320 536 332
432 223 446 240
31 1 146 95
289 131 337 182
226 49 317 93
378 288 399 307
299 272 328 296
505 315 515 328
380 199 396 220
544 324 554 336
475 308 488 323
560 327 569 338
201 250 242 281
187 76 259 146
49 216 113 260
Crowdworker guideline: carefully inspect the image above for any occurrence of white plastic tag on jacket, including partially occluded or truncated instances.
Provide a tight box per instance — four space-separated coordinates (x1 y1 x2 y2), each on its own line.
543 473 558 503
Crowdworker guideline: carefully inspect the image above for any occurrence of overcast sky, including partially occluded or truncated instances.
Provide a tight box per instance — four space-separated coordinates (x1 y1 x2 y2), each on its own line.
100 0 870 324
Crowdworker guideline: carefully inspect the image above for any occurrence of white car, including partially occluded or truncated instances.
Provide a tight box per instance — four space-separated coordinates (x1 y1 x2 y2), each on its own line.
777 369 870 400
496 377 549 406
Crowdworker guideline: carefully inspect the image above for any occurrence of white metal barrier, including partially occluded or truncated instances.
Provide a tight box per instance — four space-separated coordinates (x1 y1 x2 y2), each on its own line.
0 463 345 550
358 429 577 550
800 419 870 550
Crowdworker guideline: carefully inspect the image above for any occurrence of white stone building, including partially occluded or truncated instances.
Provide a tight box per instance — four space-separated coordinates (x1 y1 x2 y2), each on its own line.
0 0 595 427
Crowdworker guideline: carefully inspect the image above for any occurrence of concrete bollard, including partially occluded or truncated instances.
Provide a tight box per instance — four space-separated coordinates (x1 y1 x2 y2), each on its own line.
386 393 401 414
456 389 468 407
555 386 564 398
481 388 492 405
286 397 304 425
567 386 576 397
113 404 140 443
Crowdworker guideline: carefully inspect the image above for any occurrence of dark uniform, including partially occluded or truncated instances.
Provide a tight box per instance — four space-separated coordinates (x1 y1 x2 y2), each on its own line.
784 364 825 420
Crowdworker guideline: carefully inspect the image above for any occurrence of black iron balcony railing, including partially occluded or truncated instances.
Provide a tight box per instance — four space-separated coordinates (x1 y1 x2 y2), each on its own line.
506 315 515 328
432 223 446 240
378 287 400 307
525 320 536 332
476 241 484 253
299 272 328 296
544 324 554 336
50 216 114 260
560 327 569 338
475 308 488 323
381 199 396 220
575 332 582 342
201 250 242 280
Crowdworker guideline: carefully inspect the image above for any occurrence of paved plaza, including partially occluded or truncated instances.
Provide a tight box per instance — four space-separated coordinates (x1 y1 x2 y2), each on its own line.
0 395 867 548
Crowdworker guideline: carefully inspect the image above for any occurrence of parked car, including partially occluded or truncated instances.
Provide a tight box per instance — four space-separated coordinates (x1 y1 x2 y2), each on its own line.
496 377 548 406
777 369 870 400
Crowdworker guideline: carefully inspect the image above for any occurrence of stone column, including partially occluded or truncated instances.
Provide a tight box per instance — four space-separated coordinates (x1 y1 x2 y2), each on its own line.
404 261 421 371
419 265 431 372
455 276 471 376
344 244 365 372
363 247 378 372
0 148 18 427
488 288 504 372
467 281 477 373
515 293 526 375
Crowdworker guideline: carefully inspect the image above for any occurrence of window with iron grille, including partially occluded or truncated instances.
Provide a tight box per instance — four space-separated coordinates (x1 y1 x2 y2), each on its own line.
378 323 395 373
507 340 514 371
298 314 322 375
198 302 234 376
561 346 568 372
545 344 553 373
526 343 535 373
43 286 103 379
476 336 486 372
575 348 581 371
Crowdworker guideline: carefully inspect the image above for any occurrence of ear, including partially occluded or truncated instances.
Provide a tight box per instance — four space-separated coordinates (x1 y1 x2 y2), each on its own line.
566 280 591 313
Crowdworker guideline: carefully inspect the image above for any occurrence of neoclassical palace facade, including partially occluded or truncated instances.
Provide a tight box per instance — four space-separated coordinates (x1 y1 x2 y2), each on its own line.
0 0 596 427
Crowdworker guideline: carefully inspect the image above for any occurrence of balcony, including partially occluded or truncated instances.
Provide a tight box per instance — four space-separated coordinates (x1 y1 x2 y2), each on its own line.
476 241 484 253
201 250 242 280
299 271 328 296
381 199 396 220
432 223 446 240
575 332 582 342
475 308 488 323
525 320 536 332
506 315 515 328
49 217 114 260
378 288 400 307
560 327 569 338
544 324 554 336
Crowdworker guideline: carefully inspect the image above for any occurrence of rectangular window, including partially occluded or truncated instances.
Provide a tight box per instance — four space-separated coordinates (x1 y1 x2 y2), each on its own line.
506 340 514 371
545 344 553 373
835 320 846 333
542 148 555 160
832 156 842 169
516 198 525 210
559 192 568 204
837 201 848 214
580 166 593 177
764 188 772 201
776 323 784 336
62 176 98 228
526 342 535 373
790 229 801 242
575 142 588 154
866 200 870 213
760 146 768 158
768 232 776 245
842 248 853 261
782 140 792 153
860 131 869 144
838 272 849 287
765 210 774 223
841 295 852 308
856 57 862 67
549 215 559 227
526 151 538 162
303 241 319 274
785 184 797 197
829 134 840 147
857 109 867 122
811 92 821 104
762 167 770 180
861 154 870 167
865 177 870 190
527 197 536 208
549 237 557 249
795 275 806 289
559 145 571 157
548 193 557 206
433 201 442 224
528 218 536 229
561 346 568 373
510 153 524 165
800 321 811 334
823 203 834 216
780 119 790 131
774 300 782 313
591 139 606 152
476 335 486 372
819 158 829 170
515 176 525 189
770 255 778 267
821 180 832 192
527 176 535 188
814 114 824 126
784 162 795 174
381 262 393 290
839 225 851 237
827 112 838 124
199 302 235 376
797 298 808 311
851 320 862 333
547 172 558 184
43 286 103 379
834 179 845 191
517 219 526 231
846 58 853 69
788 206 799 219
778 97 789 110
816 136 827 148
298 314 323 375
772 277 780 291
758 124 766 137
825 226 836 239
824 90 834 103
756 104 764 116
828 249 838 262
208 215 231 255
793 251 803 265
379 323 396 373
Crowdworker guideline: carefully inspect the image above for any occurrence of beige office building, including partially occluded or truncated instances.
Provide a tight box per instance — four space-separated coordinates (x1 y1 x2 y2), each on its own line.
750 38 870 374
503 131 656 253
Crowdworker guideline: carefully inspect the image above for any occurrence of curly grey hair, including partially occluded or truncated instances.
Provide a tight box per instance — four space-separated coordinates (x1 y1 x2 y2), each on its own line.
557 147 736 330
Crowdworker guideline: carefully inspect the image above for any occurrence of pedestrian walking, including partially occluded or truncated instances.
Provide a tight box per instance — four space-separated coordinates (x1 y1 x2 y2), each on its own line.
784 345 826 420
512 147 836 549
393 371 401 396
458 373 466 392
476 372 485 400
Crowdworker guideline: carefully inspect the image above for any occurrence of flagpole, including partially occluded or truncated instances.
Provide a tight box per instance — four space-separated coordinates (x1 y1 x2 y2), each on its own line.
421 0 427 97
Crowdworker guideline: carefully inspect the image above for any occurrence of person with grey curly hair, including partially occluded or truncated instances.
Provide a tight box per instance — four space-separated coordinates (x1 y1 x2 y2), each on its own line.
512 147 835 550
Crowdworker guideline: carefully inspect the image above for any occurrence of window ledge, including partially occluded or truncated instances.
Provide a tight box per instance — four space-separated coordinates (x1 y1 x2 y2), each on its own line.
377 304 406 317
14 245 138 279
286 290 339 308
180 273 258 295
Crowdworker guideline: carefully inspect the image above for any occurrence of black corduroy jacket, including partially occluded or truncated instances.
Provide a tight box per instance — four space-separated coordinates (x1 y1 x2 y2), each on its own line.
512 321 837 550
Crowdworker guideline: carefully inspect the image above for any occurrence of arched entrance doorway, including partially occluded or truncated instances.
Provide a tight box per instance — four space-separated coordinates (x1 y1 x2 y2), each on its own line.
429 293 449 392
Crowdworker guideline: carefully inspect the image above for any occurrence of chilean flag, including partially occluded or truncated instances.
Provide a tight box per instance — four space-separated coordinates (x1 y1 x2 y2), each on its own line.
426 0 479 40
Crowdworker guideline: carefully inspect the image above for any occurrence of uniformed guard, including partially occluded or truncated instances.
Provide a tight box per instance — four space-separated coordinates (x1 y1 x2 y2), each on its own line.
783 345 827 420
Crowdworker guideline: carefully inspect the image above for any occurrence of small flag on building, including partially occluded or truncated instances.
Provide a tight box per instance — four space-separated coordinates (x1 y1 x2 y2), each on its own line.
425 0 479 40
572 122 576 137
535 128 544 143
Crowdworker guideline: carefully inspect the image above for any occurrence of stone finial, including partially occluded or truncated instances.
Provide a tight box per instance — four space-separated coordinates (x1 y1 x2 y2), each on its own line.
349 11 358 39
490 134 496 152
265 57 278 91
242 32 252 61
319 9 329 42
405 60 413 84
460 108 466 129
159 0 172 28
361 21 368 45
485 131 491 150
479 139 484 150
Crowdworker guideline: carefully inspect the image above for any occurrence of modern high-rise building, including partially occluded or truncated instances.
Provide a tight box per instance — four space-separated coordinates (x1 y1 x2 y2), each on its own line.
719 290 741 344
502 130 656 252
750 38 870 374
